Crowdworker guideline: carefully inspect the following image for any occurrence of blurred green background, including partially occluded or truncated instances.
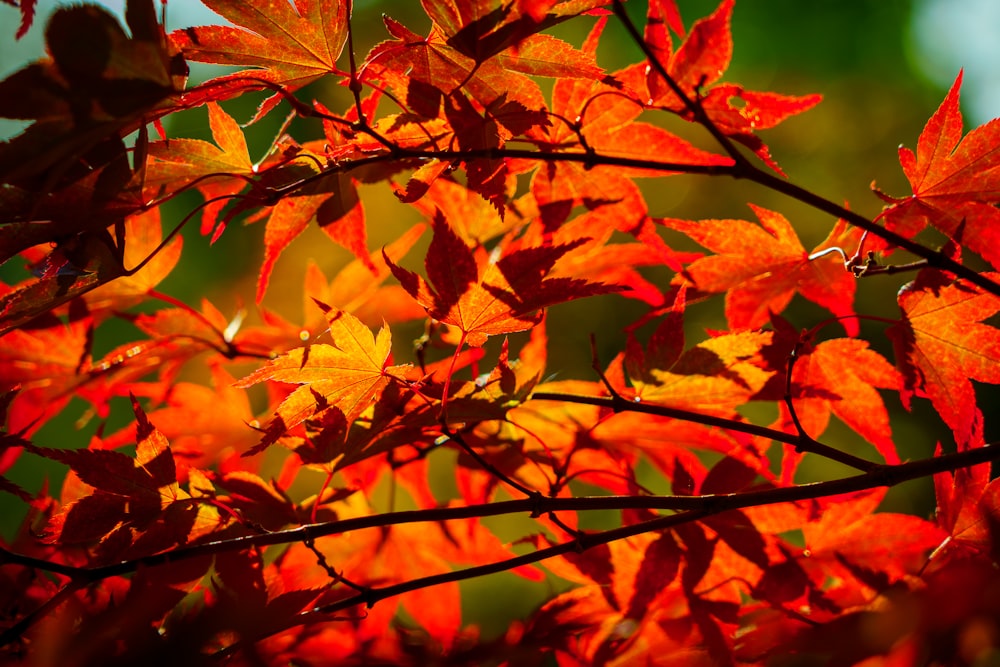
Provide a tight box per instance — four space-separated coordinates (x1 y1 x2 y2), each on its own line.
2 0 999 640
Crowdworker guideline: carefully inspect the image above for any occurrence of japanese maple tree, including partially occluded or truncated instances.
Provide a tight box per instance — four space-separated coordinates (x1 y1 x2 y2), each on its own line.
1 0 999 665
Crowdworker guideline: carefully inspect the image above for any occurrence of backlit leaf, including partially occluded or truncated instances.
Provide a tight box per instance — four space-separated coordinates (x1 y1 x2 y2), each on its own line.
171 0 348 115
888 268 1000 447
236 307 408 454
876 72 1000 268
662 206 860 335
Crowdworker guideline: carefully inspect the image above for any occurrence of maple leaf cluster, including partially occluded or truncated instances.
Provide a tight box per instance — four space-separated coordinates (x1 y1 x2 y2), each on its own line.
1 0 1000 665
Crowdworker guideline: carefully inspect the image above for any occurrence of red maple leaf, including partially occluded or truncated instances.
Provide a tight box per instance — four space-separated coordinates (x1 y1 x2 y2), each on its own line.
171 0 348 117
875 72 1000 268
640 0 821 173
888 268 1000 448
662 206 860 335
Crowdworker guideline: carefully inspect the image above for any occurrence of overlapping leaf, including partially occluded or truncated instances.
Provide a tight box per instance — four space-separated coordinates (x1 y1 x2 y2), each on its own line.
143 102 257 240
247 224 427 351
625 308 772 418
755 316 903 463
387 210 623 347
363 1 607 115
34 396 222 562
236 306 409 455
255 169 368 303
0 205 181 335
0 231 123 336
81 208 183 316
789 338 901 462
802 489 946 587
524 20 732 228
932 453 1000 566
102 364 258 471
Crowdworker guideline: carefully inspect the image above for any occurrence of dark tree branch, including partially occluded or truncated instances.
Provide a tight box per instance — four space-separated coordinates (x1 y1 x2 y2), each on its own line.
212 439 999 658
529 391 878 472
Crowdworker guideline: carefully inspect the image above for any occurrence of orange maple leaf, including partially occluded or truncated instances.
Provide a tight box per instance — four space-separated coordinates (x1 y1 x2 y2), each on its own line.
787 337 902 464
803 489 945 587
236 306 408 455
102 363 258 471
0 307 93 434
82 208 183 317
144 102 257 240
662 205 860 335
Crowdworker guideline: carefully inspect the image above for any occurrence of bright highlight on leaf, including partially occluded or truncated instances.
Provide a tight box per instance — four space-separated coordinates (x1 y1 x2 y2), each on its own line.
236 306 408 457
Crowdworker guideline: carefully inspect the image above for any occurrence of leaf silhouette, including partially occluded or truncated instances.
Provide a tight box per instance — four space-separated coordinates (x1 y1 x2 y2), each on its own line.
0 0 186 189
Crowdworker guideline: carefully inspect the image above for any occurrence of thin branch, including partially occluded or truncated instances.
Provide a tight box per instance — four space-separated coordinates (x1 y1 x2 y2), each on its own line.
530 390 876 472
442 425 539 499
0 580 87 649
